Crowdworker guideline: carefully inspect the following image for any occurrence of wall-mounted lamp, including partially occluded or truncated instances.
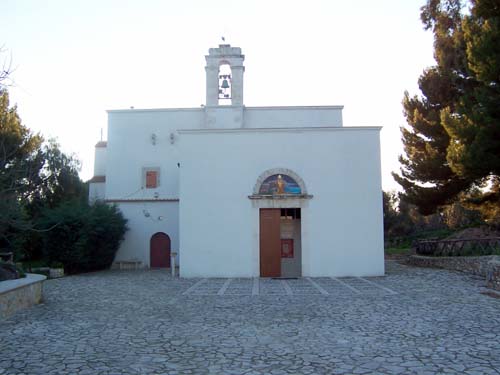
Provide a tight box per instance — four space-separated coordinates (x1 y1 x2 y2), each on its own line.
143 209 150 218
169 133 175 144
151 133 157 145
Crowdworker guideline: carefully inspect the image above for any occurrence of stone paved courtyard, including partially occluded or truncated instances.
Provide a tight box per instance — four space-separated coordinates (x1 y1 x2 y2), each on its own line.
0 261 499 375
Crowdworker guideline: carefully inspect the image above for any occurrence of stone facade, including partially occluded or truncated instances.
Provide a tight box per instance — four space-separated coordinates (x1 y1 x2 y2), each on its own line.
407 255 500 291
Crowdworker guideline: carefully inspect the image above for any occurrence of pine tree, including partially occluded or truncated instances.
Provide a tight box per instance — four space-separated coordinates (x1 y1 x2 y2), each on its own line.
394 0 500 220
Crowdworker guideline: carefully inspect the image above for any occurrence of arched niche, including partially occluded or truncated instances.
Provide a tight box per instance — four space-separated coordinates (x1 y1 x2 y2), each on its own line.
251 168 310 198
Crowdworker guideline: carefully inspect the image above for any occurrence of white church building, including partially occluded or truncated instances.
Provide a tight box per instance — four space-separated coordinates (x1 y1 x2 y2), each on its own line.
89 44 384 278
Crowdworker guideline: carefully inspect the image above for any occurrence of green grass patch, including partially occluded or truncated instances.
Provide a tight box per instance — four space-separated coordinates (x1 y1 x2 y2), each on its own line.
385 247 411 255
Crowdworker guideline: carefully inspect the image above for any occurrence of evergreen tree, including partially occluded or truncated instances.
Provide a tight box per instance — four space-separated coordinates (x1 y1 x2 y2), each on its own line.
394 0 500 220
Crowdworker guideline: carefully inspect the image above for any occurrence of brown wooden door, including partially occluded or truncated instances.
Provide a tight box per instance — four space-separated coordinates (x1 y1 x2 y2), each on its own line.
260 209 281 277
150 232 171 268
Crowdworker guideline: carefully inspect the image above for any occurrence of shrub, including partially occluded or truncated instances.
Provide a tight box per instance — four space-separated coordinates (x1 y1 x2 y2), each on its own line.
39 201 127 274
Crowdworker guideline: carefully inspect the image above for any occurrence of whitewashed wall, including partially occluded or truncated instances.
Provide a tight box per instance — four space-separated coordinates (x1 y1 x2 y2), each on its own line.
179 127 384 277
106 109 204 200
105 106 343 201
113 202 179 267
88 182 105 202
244 106 343 128
93 145 107 176
100 105 353 270
105 109 203 265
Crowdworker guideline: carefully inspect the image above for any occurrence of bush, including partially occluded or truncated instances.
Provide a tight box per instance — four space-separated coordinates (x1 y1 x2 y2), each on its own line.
39 201 127 274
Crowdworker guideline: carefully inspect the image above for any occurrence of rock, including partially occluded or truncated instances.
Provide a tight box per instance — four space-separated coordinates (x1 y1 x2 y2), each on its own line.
0 263 19 281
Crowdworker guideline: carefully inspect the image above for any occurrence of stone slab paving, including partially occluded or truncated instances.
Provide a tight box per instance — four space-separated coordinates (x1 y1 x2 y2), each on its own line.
1 261 499 374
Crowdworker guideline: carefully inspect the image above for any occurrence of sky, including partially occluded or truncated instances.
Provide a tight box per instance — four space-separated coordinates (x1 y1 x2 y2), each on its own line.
0 0 436 191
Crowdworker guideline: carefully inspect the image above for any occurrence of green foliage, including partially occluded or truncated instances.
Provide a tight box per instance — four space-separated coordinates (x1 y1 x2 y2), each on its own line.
440 201 483 228
382 189 481 251
1 60 103 273
0 89 88 262
17 265 25 278
383 190 453 238
394 0 500 219
385 247 411 255
0 89 44 235
39 202 127 274
383 191 414 237
20 259 48 271
29 139 87 212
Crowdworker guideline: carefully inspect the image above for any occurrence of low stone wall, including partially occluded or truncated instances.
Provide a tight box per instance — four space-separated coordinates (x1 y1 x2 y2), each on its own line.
487 258 500 290
408 255 500 291
0 273 46 319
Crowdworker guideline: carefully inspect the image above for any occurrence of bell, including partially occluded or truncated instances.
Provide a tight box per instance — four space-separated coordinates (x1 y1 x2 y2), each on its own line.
221 79 230 89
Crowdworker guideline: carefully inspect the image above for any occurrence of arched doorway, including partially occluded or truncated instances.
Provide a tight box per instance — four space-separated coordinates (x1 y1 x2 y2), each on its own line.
150 232 171 268
252 169 309 278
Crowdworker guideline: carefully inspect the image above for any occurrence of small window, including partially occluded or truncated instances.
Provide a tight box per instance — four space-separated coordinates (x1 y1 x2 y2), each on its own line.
143 167 160 189
146 171 157 188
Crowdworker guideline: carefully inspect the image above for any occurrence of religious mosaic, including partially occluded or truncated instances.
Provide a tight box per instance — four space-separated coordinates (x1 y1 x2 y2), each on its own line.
258 174 302 195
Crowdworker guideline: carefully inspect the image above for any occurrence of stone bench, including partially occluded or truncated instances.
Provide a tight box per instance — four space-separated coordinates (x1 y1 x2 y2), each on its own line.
114 260 142 270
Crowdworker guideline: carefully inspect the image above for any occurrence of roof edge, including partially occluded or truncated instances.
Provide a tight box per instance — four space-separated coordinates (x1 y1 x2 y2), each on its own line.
107 105 344 114
88 175 106 183
178 126 382 134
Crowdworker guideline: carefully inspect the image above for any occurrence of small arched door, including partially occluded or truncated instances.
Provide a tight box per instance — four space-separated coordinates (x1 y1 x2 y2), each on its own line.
150 232 171 268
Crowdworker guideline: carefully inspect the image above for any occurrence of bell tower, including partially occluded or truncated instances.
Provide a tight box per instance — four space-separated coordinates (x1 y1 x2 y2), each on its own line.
205 44 245 107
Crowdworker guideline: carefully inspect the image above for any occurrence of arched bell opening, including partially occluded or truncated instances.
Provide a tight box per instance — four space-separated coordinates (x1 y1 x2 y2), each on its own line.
218 62 232 105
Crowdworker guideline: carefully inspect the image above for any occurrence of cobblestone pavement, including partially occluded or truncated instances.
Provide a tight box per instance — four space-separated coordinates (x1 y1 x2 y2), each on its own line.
1 261 499 375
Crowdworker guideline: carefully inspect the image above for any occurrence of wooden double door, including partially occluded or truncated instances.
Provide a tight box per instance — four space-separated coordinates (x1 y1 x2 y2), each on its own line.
259 209 281 277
